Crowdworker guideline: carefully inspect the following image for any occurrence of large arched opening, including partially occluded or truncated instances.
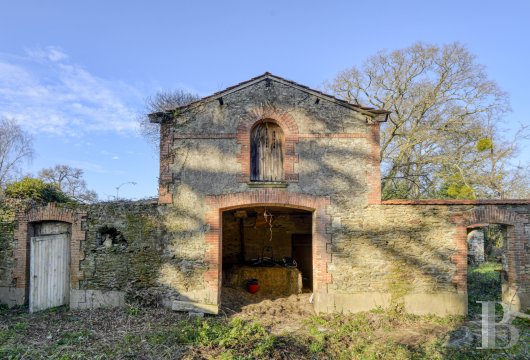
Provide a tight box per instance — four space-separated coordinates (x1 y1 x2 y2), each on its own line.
204 190 332 312
220 205 313 309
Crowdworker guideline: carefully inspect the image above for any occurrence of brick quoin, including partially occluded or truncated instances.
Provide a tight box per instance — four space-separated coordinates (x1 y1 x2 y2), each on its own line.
13 204 87 303
367 124 382 205
204 190 331 304
158 122 174 204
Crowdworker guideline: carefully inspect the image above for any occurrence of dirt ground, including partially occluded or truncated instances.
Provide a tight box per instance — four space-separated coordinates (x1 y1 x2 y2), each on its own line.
221 286 315 334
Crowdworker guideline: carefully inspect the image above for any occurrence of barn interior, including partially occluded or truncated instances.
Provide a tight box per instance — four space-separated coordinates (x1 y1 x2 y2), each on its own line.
221 206 313 300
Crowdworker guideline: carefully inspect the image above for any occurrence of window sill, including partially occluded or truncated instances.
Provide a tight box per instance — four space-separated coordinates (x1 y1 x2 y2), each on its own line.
247 181 288 188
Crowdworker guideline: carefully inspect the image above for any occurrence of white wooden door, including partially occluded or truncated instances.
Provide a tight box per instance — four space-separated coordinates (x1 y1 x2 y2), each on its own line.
30 233 70 312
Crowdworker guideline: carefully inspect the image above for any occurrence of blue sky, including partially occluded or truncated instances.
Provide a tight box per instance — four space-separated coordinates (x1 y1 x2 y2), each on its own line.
1 0 529 200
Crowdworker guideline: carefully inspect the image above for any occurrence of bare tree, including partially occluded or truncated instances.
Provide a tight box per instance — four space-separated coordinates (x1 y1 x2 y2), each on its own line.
0 118 33 190
138 89 200 150
39 164 97 203
326 42 524 199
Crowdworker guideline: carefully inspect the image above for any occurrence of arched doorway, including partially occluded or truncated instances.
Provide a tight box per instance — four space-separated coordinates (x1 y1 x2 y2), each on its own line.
12 203 86 312
29 221 71 312
221 205 313 304
204 190 332 312
456 206 529 312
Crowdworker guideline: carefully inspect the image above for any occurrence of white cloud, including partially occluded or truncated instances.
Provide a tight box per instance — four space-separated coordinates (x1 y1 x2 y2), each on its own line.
25 46 69 62
69 160 107 173
0 46 143 136
112 156 120 160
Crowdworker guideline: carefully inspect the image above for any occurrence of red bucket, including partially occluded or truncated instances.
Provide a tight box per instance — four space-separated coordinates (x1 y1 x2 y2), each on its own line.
247 279 259 294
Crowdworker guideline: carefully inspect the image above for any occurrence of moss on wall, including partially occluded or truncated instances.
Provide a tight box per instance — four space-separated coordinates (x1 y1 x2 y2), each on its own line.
79 200 208 304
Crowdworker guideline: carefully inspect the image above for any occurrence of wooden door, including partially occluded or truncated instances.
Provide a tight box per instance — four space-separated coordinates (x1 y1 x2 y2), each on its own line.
30 228 70 313
250 122 284 181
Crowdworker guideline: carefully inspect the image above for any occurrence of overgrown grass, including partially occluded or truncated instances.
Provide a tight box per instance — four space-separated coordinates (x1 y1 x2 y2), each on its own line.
468 261 503 317
0 302 528 359
302 310 465 360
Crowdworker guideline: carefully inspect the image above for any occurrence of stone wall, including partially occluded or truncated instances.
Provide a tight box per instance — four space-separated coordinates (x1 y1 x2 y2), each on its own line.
0 200 212 309
158 76 379 311
79 200 210 307
0 199 33 306
2 75 530 316
324 204 470 314
0 201 20 306
1 199 530 314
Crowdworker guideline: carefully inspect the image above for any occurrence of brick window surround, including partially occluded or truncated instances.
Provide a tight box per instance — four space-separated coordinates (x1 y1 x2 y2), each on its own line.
204 189 331 304
13 204 86 302
452 206 528 296
236 108 299 183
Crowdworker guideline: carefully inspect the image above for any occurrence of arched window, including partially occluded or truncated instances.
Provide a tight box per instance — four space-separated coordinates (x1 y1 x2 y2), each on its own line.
250 121 284 181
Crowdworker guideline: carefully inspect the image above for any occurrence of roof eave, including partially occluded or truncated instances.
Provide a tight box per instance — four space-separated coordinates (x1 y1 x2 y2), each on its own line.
148 112 172 124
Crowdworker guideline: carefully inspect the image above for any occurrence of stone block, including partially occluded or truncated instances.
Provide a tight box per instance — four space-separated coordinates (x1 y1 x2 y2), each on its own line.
70 289 125 310
0 287 25 307
172 300 218 315
404 292 467 315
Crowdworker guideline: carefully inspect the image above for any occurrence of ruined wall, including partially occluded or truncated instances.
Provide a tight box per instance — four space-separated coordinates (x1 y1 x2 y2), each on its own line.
79 200 209 307
0 200 211 309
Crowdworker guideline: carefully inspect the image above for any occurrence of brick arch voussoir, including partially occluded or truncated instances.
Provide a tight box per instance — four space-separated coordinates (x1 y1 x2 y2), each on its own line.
463 206 524 227
26 205 77 224
238 109 299 137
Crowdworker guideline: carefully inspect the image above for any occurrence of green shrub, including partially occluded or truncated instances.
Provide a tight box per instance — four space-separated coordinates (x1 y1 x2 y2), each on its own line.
5 177 70 203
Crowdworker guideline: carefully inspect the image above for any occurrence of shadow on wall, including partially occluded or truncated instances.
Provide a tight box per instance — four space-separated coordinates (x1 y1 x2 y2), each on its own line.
79 201 210 308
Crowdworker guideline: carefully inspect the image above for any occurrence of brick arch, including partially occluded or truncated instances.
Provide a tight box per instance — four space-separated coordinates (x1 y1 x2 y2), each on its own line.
463 206 525 227
204 189 331 305
453 205 529 310
236 106 299 183
13 203 87 303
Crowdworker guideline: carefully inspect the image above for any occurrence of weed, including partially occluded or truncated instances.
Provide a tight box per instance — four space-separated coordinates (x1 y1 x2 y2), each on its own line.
13 321 28 331
126 304 141 316
56 330 92 345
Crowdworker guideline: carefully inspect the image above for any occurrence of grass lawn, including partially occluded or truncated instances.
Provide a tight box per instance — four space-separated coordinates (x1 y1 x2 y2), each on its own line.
1 264 528 359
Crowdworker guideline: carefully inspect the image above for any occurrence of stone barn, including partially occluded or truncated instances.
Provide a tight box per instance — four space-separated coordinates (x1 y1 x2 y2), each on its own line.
1 73 529 315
